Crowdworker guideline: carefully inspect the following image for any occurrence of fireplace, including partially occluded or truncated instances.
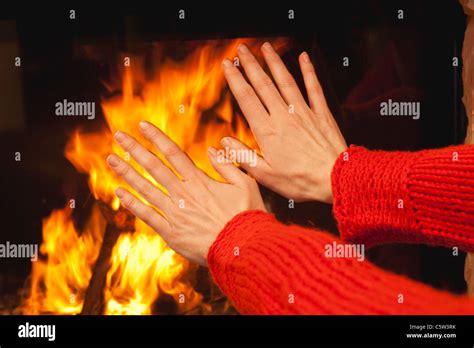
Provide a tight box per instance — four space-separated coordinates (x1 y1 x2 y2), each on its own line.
3 38 274 315
0 1 469 316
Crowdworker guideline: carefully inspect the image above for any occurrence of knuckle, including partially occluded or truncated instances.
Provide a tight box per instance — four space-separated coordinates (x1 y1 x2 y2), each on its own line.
142 155 157 171
246 58 260 69
258 125 277 138
138 181 154 199
304 64 315 74
143 207 156 224
254 76 274 90
123 196 135 210
118 163 130 176
125 139 138 153
146 125 160 139
170 182 185 197
227 67 241 79
162 143 180 158
160 196 171 212
280 75 296 89
221 160 234 168
237 85 256 100
166 233 179 251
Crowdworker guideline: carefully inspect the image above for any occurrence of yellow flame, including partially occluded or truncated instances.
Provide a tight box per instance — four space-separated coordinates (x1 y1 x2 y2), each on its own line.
22 205 105 314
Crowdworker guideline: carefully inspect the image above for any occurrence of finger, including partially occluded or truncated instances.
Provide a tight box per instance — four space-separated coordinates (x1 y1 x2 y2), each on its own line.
222 59 271 139
260 42 308 111
138 121 202 181
114 131 181 193
207 146 247 187
107 154 171 212
299 52 329 112
236 43 287 113
220 137 271 182
299 52 342 134
115 187 171 236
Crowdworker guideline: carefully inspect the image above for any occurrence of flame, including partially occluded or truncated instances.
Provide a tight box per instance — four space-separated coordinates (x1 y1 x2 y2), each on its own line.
21 205 105 314
20 38 286 314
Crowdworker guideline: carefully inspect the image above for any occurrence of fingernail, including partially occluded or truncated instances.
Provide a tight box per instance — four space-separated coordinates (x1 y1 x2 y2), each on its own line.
139 121 151 131
207 146 218 157
262 42 273 52
222 58 232 69
115 188 124 198
107 154 120 167
238 44 249 54
114 131 126 143
301 52 310 63
220 137 231 147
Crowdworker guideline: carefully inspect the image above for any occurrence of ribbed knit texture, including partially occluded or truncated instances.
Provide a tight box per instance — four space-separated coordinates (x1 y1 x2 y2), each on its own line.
208 211 474 314
332 145 474 251
207 145 474 314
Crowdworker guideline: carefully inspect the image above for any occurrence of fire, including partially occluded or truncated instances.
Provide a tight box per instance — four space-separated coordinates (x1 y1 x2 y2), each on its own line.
20 38 286 314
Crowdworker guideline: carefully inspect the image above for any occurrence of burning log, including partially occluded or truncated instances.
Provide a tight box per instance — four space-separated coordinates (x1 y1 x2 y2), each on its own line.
81 201 135 315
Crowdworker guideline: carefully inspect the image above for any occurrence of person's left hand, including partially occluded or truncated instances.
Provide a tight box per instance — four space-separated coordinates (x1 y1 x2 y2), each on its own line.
106 121 266 266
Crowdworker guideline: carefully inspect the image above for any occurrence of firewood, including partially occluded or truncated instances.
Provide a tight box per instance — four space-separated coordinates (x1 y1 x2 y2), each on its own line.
81 202 135 315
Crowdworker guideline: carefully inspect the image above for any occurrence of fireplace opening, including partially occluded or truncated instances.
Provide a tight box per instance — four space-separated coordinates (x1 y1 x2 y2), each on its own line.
0 1 468 315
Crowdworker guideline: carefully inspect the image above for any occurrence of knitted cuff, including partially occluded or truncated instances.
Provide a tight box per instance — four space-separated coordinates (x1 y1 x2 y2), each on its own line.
332 145 420 247
332 145 474 251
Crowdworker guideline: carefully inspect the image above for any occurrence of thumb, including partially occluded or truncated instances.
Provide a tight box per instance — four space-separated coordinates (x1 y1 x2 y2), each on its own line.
207 146 248 187
220 137 270 180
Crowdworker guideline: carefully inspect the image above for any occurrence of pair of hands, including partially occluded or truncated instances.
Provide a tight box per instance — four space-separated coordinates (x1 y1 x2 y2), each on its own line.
107 42 347 266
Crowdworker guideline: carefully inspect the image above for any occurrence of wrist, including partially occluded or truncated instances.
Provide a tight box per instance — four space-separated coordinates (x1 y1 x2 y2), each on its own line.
316 149 348 204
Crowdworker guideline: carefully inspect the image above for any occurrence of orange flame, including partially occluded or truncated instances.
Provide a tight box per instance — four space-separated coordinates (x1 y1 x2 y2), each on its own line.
20 38 286 314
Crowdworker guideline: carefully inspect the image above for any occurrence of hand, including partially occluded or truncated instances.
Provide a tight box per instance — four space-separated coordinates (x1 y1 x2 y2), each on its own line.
107 121 266 266
222 42 347 203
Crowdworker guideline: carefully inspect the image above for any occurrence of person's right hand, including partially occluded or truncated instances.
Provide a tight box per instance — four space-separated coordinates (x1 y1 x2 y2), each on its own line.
222 42 347 204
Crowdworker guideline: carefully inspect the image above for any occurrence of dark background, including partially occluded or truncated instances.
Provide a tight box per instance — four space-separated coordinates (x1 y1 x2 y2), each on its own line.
0 0 469 306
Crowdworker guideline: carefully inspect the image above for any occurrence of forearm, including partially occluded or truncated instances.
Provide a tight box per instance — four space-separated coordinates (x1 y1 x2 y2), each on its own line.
208 210 474 314
332 145 474 251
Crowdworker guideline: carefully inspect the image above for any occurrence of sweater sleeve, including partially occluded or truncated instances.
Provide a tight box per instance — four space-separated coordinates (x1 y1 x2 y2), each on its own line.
332 145 474 251
207 210 474 314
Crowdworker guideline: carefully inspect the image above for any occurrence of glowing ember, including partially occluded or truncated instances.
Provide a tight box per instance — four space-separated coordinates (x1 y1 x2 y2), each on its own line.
20 38 285 314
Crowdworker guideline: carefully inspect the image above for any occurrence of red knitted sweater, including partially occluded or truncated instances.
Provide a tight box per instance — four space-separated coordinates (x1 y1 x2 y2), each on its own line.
207 145 474 314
